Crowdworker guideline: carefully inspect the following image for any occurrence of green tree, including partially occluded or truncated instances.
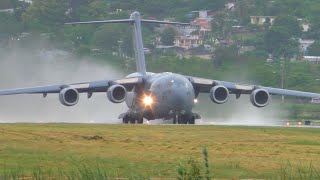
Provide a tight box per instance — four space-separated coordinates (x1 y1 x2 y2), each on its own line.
310 5 320 23
307 22 320 40
272 15 302 37
0 0 13 9
264 15 302 58
211 12 233 40
189 0 226 11
274 38 300 59
87 0 109 19
308 41 320 56
234 0 252 26
92 24 125 52
22 0 70 32
0 12 23 36
213 45 238 68
63 25 95 48
160 27 176 46
270 0 308 17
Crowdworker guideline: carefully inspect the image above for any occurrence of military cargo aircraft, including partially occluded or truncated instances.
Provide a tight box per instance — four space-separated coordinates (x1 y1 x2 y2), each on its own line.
0 12 319 124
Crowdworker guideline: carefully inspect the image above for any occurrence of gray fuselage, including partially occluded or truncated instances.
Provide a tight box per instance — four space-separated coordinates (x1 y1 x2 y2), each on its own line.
127 72 195 120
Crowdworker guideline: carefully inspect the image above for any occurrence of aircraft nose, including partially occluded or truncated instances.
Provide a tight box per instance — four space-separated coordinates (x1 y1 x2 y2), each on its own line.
149 76 195 112
167 88 193 111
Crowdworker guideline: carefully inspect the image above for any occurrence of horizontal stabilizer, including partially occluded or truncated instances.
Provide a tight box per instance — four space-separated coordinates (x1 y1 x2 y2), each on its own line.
141 19 190 25
65 19 189 26
65 19 134 25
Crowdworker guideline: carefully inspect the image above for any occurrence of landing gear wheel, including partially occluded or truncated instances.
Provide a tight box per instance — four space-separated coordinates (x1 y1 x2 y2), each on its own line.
130 118 136 124
122 116 129 124
188 116 195 124
173 114 177 124
178 115 187 124
137 117 143 124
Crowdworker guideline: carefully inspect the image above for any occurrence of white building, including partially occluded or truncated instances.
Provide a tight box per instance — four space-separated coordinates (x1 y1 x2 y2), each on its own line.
175 25 197 36
225 2 235 11
175 35 203 49
0 9 14 13
299 39 315 55
0 0 32 13
297 19 311 32
303 56 320 63
191 10 213 37
250 16 276 26
19 0 32 3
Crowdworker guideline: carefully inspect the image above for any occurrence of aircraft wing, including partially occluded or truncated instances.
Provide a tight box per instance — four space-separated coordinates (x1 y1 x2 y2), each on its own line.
0 77 142 96
189 76 320 99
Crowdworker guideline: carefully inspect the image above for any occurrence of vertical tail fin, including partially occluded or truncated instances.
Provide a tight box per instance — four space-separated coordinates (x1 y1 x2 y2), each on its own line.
130 12 146 75
65 11 189 75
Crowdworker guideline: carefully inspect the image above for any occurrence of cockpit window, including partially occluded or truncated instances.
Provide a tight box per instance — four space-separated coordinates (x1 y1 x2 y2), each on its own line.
170 79 185 88
163 78 187 89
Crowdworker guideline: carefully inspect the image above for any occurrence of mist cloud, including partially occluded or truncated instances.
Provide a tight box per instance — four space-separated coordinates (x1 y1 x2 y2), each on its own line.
0 47 126 123
194 92 286 126
0 45 286 125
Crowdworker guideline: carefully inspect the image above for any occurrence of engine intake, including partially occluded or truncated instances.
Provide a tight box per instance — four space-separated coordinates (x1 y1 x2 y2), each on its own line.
59 88 79 106
107 85 127 103
250 89 270 107
210 85 229 104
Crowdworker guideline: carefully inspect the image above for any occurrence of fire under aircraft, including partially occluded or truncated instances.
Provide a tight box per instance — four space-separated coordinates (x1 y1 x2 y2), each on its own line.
0 11 320 124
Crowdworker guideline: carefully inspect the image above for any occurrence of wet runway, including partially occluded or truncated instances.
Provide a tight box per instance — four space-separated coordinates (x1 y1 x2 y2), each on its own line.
148 119 320 128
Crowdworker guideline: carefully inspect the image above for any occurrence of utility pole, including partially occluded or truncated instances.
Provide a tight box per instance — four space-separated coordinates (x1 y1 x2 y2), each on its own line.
118 40 123 57
280 60 285 103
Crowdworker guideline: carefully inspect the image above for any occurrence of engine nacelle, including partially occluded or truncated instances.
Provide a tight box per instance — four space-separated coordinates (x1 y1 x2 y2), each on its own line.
250 89 270 107
210 85 229 104
59 88 79 106
107 85 127 103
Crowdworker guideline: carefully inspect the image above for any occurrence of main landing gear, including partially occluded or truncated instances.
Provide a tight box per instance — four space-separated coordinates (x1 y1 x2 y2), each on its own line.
173 114 195 124
122 114 143 124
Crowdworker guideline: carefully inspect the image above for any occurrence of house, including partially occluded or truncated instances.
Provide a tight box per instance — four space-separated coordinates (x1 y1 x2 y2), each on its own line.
250 16 276 26
0 0 32 13
20 0 32 3
302 23 311 32
217 39 233 47
303 56 320 63
175 35 203 49
299 39 315 55
0 9 14 13
193 18 211 36
225 2 235 11
238 46 255 54
192 10 213 19
311 98 320 104
175 25 197 36
191 10 213 37
297 19 311 32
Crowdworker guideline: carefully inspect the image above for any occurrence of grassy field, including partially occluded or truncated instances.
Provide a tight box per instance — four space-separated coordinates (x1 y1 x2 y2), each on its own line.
0 124 320 179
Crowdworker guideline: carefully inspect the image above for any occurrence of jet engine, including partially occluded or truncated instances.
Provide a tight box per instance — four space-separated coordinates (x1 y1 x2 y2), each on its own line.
210 85 229 104
59 88 79 106
250 89 270 107
107 85 127 103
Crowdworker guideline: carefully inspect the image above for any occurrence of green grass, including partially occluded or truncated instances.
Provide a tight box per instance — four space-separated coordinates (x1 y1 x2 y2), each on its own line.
0 124 320 179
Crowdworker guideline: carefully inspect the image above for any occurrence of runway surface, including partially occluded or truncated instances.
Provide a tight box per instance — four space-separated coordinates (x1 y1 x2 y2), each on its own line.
147 119 320 128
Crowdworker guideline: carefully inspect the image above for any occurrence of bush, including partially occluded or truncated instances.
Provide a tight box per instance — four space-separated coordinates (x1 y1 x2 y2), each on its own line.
176 146 211 180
